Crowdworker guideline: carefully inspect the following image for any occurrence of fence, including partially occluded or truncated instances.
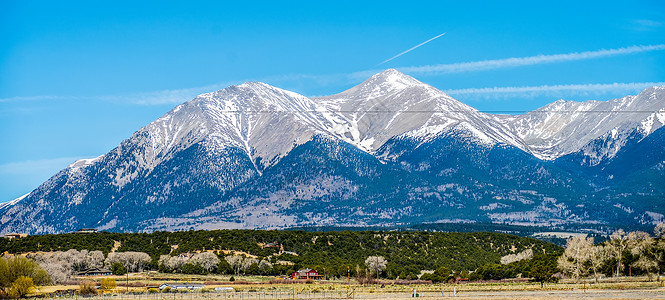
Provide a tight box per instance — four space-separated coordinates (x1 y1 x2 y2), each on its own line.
51 289 360 300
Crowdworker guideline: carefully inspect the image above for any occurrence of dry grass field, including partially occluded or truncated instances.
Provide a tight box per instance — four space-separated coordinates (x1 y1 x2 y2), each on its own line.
31 273 665 299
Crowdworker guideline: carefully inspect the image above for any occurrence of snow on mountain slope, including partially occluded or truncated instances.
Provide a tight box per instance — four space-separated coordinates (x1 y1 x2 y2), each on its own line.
81 81 350 185
0 82 356 234
99 80 357 188
0 194 26 211
1 69 664 234
315 69 527 153
509 86 665 161
184 82 352 169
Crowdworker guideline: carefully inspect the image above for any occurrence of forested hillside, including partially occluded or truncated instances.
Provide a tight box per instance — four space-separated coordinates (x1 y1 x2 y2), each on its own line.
0 229 560 278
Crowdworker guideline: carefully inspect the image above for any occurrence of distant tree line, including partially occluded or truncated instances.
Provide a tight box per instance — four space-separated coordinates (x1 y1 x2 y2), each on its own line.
464 223 665 283
4 225 665 286
0 230 561 280
0 255 50 298
557 223 665 282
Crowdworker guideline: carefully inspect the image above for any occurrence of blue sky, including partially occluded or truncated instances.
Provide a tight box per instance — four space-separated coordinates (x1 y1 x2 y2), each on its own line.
1 0 664 201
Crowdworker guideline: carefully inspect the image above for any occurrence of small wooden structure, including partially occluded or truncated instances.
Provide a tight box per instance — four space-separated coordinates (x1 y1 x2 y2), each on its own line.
159 283 204 290
77 267 112 276
290 268 323 280
3 233 27 240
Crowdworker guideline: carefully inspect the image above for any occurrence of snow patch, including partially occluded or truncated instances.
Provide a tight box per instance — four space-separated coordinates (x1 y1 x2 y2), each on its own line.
645 211 664 224
0 194 28 210
68 155 103 170
613 203 634 214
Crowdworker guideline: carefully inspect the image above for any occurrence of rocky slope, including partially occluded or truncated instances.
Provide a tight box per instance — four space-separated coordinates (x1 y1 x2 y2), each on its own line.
1 70 663 234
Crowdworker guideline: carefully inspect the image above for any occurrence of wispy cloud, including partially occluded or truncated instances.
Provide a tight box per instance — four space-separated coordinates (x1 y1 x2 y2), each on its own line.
0 157 86 175
0 82 239 106
446 82 665 101
0 95 71 103
98 81 239 105
400 44 665 75
0 156 90 202
378 32 446 65
3 44 664 105
630 19 663 31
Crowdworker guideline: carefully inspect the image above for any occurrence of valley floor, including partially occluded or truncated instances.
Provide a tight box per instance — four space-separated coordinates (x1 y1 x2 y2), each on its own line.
35 275 665 300
43 288 665 299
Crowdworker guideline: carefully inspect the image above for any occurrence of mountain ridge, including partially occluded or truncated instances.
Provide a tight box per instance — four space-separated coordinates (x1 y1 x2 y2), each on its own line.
2 69 664 234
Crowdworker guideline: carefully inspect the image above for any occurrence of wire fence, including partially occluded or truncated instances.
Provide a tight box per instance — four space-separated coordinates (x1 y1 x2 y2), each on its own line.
52 290 355 300
45 289 465 299
44 279 665 299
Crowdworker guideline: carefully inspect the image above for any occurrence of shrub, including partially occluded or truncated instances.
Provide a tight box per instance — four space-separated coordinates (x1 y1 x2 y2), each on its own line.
100 278 117 290
468 272 482 281
9 276 35 298
229 276 235 282
79 281 98 296
112 262 127 276
181 263 206 275
161 286 171 293
148 288 159 293
0 256 51 286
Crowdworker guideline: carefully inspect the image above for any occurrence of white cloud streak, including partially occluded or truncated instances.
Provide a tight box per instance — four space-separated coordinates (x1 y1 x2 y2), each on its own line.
0 157 85 175
0 156 90 202
2 44 663 105
400 44 665 75
378 32 446 65
446 82 665 101
0 95 70 103
97 81 238 105
631 19 663 31
0 82 239 106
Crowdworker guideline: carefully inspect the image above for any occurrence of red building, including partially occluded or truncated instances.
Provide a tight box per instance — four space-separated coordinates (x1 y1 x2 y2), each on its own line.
290 268 323 280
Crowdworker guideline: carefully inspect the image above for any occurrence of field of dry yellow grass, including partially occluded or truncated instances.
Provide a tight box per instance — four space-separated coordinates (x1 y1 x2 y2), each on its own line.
29 273 665 299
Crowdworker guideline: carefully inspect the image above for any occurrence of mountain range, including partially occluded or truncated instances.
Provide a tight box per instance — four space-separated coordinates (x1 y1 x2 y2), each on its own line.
2 69 664 234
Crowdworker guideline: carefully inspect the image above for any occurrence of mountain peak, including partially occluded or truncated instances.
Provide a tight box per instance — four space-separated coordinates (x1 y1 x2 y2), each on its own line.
365 69 423 89
321 69 427 103
2 73 665 234
373 68 409 78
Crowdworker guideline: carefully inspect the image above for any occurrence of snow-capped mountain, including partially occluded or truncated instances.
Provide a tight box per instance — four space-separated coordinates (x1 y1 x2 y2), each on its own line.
509 86 665 161
316 69 525 153
1 70 664 234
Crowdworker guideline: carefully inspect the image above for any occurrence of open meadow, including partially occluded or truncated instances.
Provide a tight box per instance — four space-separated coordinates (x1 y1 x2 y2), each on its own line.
34 273 665 299
4 228 665 299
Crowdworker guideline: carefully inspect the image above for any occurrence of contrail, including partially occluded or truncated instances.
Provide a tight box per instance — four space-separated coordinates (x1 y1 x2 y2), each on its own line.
400 44 665 75
445 81 665 100
378 32 446 65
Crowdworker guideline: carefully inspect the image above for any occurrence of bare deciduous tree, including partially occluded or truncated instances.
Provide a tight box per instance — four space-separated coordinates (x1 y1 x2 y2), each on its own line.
191 252 220 272
654 223 665 238
628 231 659 281
258 260 273 272
159 255 184 272
501 249 533 265
105 252 151 272
557 236 593 282
225 255 244 275
609 229 629 279
29 249 105 283
240 258 258 274
365 256 387 279
588 245 609 283
85 251 105 270
38 262 69 284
